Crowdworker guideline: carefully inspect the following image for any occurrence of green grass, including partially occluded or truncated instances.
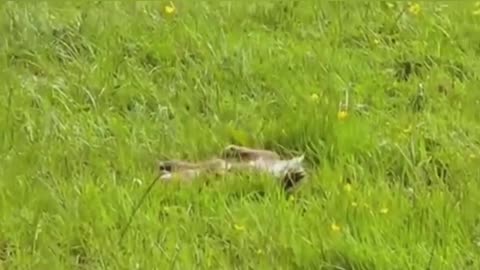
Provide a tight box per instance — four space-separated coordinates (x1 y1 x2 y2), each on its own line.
1 1 480 269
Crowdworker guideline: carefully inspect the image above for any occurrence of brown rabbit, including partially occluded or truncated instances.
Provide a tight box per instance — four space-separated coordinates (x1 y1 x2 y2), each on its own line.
221 145 306 190
157 145 307 192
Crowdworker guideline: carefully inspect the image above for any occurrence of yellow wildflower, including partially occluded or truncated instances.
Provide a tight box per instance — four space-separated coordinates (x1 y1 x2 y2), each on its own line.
474 9 480 16
337 110 348 120
408 2 421 15
373 39 380 45
343 183 352 192
164 1 176 14
380 208 389 214
331 223 341 232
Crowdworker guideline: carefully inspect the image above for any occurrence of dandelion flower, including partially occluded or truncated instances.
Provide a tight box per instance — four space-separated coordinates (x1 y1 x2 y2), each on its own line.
331 223 341 232
408 2 421 15
337 110 348 120
380 207 389 214
164 1 176 14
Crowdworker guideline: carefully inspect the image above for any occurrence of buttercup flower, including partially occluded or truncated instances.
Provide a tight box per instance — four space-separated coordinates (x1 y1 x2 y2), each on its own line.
165 1 176 14
408 2 421 15
331 223 341 232
338 110 348 120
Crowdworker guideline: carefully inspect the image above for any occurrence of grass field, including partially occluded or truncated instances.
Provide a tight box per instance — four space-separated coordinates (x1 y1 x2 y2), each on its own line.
1 1 480 269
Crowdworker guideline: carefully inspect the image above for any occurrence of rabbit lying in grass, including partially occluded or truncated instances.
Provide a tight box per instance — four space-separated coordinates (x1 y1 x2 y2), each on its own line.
157 145 307 192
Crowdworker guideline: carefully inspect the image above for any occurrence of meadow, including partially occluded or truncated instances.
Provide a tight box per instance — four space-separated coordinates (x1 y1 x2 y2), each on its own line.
1 1 480 269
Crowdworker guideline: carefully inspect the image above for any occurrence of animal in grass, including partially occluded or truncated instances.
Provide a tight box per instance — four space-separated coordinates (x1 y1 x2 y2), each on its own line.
158 158 229 180
157 144 307 192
